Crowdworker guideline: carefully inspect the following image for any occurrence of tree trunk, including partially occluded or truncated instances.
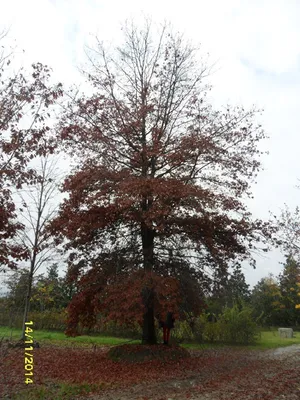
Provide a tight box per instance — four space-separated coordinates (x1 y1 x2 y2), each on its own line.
141 222 157 344
21 261 34 341
141 287 157 344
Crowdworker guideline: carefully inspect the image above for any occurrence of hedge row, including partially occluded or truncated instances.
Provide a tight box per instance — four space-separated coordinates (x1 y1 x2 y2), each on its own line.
0 303 259 344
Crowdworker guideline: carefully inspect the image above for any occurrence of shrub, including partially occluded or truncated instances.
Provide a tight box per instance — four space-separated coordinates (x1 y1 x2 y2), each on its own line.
0 309 67 331
203 321 222 342
172 320 194 343
192 314 207 343
219 303 259 344
28 310 67 331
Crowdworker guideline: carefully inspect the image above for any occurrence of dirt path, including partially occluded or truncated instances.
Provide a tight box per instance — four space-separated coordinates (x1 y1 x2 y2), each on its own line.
86 345 300 400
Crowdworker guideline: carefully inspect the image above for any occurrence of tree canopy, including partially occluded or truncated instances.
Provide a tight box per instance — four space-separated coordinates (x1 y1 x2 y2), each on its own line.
48 21 275 343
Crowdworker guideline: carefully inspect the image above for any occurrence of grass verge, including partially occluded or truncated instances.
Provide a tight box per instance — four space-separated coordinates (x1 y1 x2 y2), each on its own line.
1 326 300 350
181 330 300 351
9 382 102 400
0 326 139 347
255 330 300 349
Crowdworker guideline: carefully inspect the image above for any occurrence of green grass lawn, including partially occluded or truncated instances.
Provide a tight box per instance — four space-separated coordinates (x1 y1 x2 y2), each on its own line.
256 330 300 349
1 325 300 350
0 326 139 346
182 330 300 351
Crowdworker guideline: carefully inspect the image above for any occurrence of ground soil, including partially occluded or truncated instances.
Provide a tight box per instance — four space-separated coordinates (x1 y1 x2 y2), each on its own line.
86 345 300 400
107 344 190 363
2 342 300 399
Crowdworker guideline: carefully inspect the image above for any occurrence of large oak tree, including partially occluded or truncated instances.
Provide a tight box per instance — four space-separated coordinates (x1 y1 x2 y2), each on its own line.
51 21 274 344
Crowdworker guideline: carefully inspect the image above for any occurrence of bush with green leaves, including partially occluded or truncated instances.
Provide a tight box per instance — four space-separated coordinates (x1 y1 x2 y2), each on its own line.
219 303 260 344
171 319 194 343
203 320 222 343
175 304 260 345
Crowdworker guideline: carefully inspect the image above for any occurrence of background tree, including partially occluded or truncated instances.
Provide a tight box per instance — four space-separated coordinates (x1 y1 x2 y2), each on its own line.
278 255 300 326
227 265 251 306
251 275 283 326
31 264 74 311
3 269 30 328
16 156 62 340
0 31 63 272
273 204 300 262
206 265 250 317
3 264 74 314
51 20 275 344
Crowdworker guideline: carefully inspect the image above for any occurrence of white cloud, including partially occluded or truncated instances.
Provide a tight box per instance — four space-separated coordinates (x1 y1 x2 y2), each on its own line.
235 0 300 74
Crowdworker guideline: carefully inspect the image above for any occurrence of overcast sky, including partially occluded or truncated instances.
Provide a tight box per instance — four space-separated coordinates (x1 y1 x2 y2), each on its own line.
1 0 299 287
